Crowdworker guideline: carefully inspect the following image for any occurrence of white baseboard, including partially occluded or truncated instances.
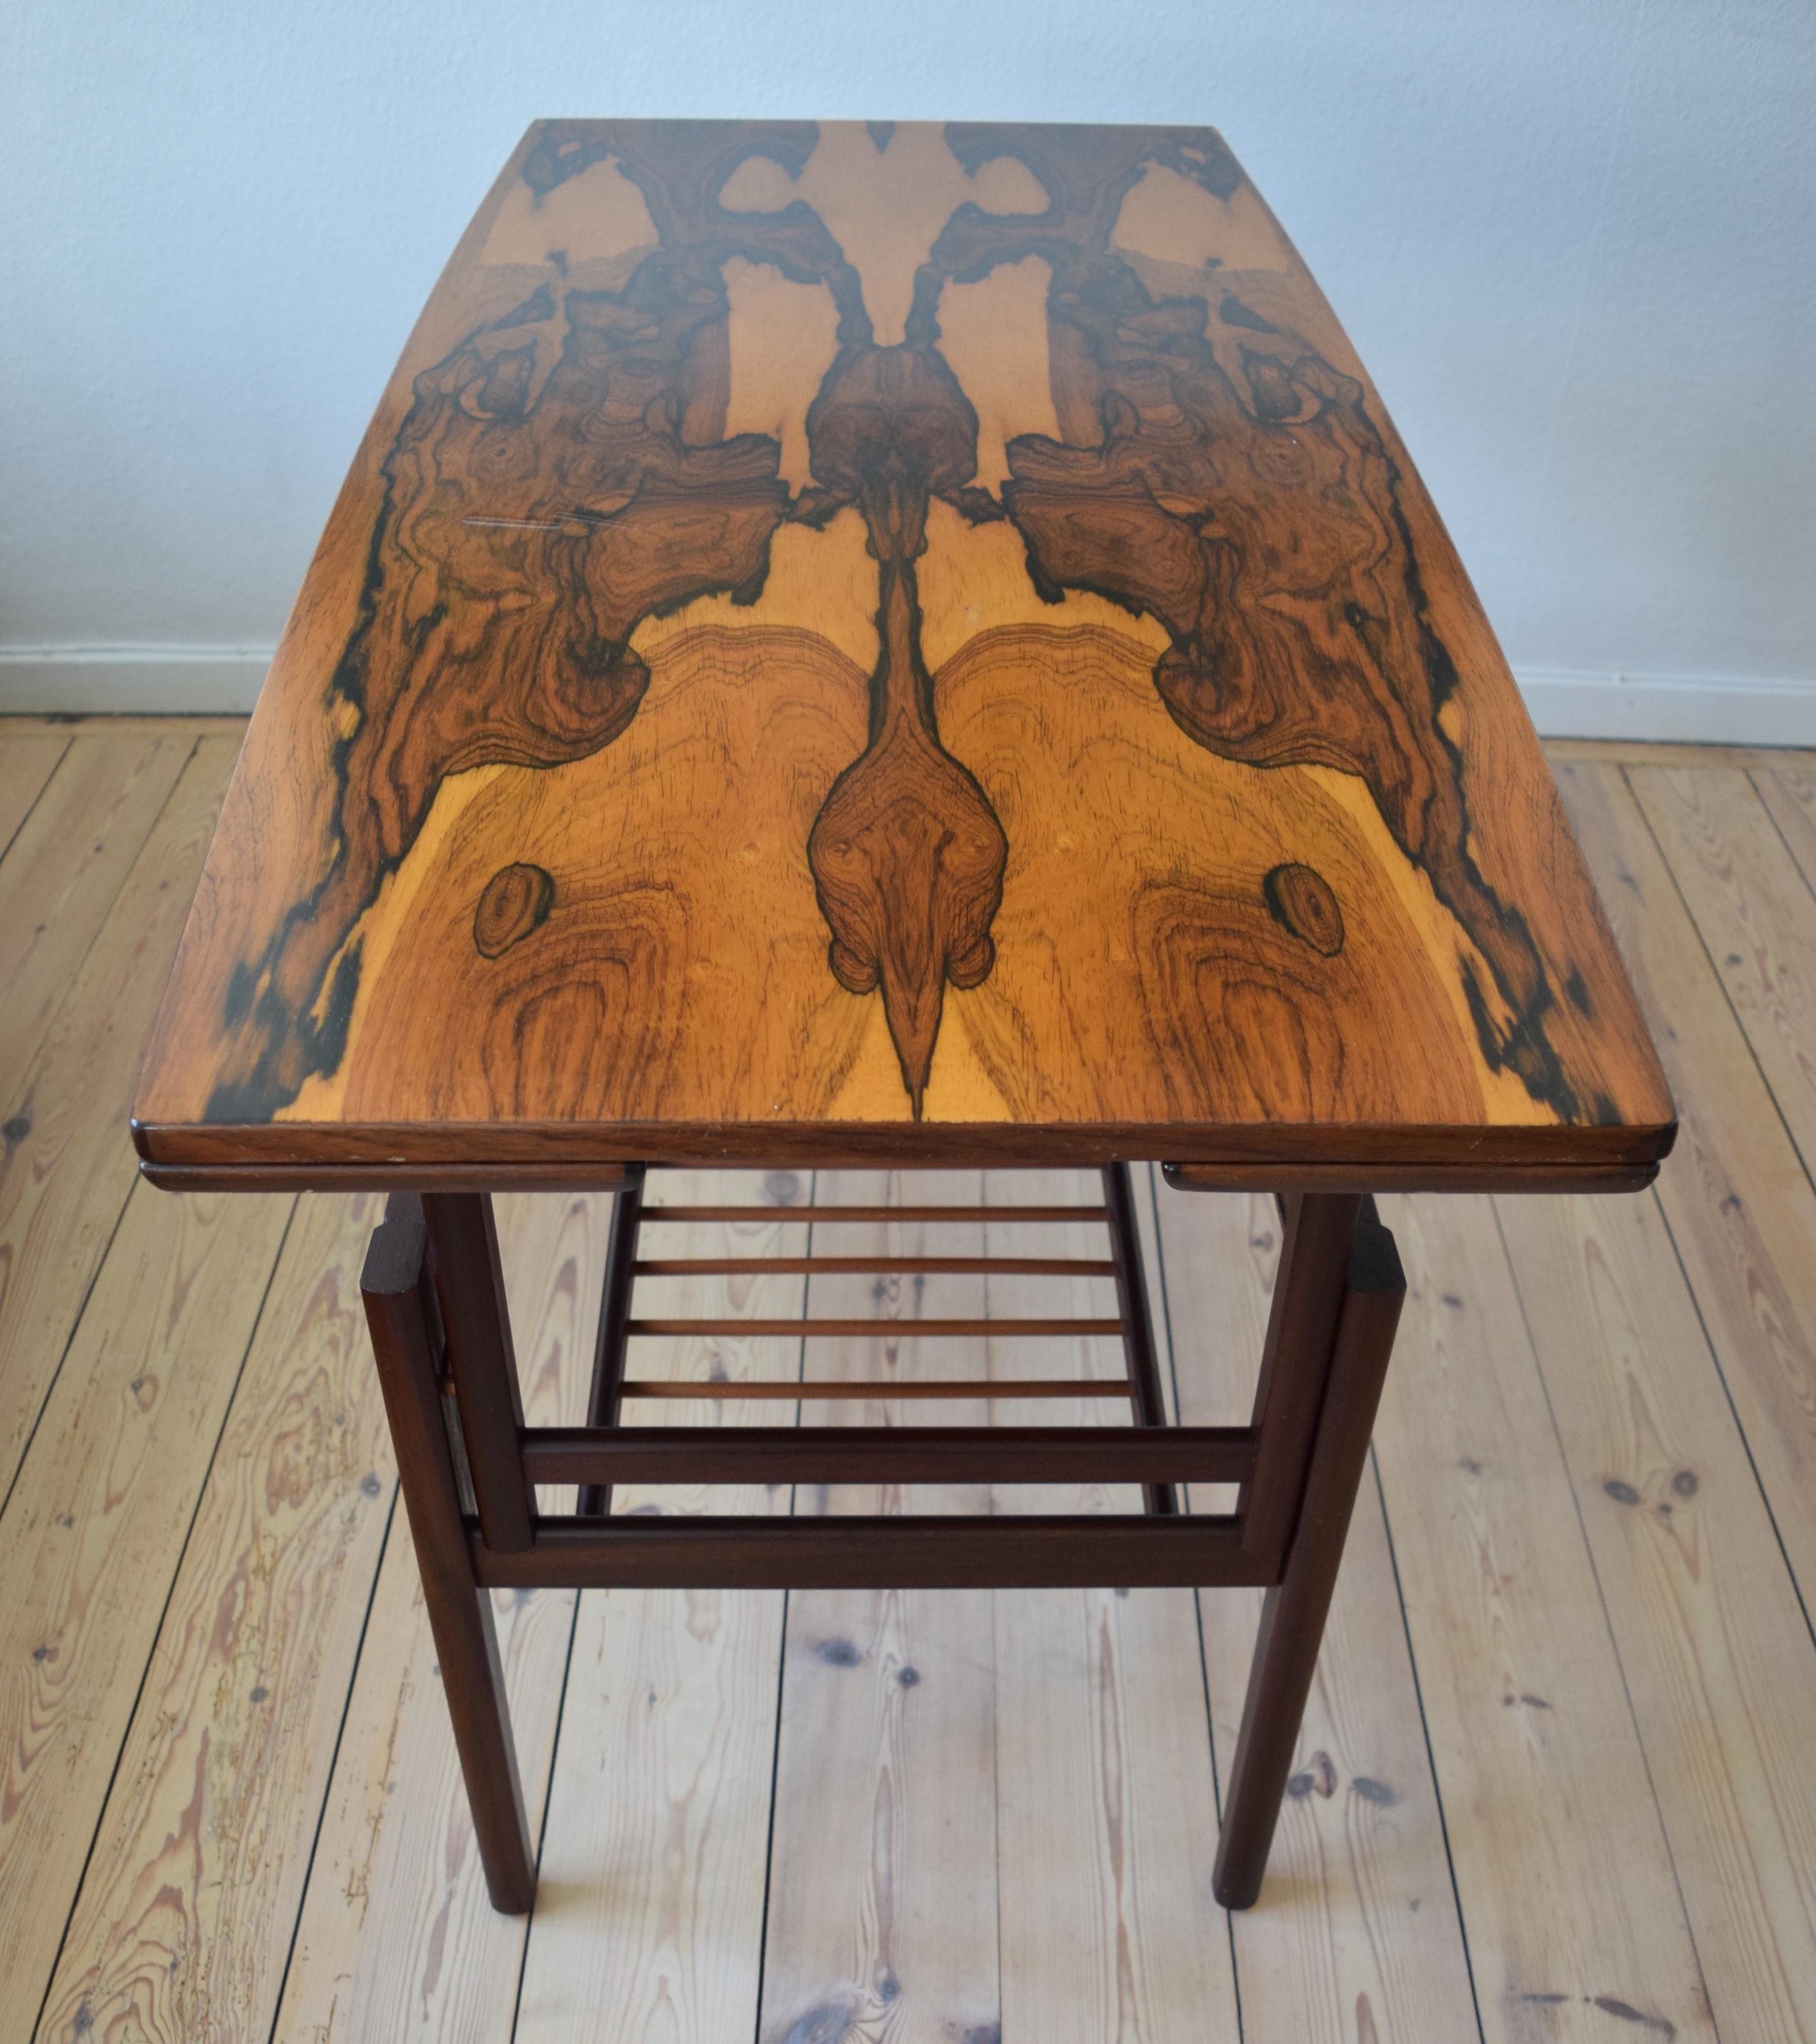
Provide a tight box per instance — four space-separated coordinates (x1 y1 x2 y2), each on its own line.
1514 667 1816 746
0 645 275 715
3 643 1813 747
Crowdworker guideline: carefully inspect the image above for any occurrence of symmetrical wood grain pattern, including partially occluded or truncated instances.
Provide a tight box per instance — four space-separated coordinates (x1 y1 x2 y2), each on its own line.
131 121 1670 1178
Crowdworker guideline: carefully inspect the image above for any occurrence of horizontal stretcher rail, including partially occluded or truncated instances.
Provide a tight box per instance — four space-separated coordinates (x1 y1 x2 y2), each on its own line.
469 1513 1269 1590
618 1377 1134 1401
639 1205 1111 1225
626 1317 1125 1338
633 1255 1119 1277
522 1424 1257 1487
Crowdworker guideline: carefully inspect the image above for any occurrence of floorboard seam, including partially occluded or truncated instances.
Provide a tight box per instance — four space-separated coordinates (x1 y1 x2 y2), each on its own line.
749 1584 792 2044
0 733 215 1518
0 733 72 868
28 1191 299 2041
0 1172 141 1526
1643 1186 1816 1650
52 730 205 1030
1368 1445 1487 2044
265 1479 403 2044
1619 761 1816 1205
1747 765 1816 909
1488 1193 1722 2035
750 1176 813 2044
507 1573 587 2042
1142 1164 1244 2035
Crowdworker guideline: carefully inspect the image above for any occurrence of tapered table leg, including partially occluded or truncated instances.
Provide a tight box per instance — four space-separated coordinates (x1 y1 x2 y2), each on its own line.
361 1194 537 1913
1212 1201 1406 1908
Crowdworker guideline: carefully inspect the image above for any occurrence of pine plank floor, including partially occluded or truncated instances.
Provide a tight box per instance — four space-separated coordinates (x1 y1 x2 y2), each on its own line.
3 716 1814 2044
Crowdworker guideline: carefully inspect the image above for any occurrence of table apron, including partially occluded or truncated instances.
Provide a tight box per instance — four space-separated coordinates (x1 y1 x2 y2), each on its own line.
467 1513 1271 1591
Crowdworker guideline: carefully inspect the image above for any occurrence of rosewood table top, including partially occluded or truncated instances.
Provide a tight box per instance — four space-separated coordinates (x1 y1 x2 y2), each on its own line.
131 119 1673 1186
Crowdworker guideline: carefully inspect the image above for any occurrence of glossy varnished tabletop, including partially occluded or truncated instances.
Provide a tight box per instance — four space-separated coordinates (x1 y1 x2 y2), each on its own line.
131 119 1673 1188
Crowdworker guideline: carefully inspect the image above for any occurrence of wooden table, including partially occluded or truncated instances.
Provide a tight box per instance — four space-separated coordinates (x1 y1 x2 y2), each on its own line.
132 119 1673 1918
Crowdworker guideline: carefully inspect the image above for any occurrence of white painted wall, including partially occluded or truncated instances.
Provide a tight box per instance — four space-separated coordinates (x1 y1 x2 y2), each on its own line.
3 0 1812 736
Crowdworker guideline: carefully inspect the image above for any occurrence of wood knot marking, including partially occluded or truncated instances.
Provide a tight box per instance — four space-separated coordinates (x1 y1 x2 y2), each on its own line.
1286 1749 1337 1799
474 862 555 959
1602 1997 1676 2033
781 1999 858 2044
1262 862 1344 956
1603 1478 1643 1506
1671 1468 1698 1498
815 1637 862 1668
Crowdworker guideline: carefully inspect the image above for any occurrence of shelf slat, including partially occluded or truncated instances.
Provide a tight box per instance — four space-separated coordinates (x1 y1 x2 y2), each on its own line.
618 1377 1134 1401
626 1317 1125 1339
639 1205 1111 1225
634 1255 1119 1277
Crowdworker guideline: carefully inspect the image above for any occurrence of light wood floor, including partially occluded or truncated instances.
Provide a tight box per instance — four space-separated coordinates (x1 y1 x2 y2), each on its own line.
3 718 1815 2043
